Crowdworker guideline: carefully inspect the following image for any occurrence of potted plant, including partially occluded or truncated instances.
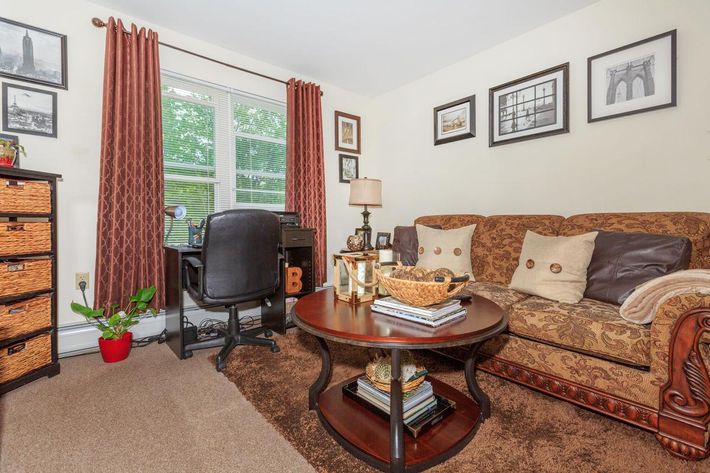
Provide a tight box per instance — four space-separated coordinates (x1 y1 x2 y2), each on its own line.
71 286 158 363
0 138 25 167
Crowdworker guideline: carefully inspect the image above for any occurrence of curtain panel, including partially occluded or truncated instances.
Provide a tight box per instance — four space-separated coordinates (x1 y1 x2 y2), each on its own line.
95 17 165 310
286 79 327 287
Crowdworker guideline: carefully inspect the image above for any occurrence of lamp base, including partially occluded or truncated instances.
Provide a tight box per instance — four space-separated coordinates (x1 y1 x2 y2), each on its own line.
361 206 373 250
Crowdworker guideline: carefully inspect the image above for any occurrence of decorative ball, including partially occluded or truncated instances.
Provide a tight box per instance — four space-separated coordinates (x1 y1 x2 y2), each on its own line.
346 234 364 251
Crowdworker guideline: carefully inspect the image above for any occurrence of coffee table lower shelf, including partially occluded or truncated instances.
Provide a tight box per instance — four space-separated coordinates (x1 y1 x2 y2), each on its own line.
317 375 481 472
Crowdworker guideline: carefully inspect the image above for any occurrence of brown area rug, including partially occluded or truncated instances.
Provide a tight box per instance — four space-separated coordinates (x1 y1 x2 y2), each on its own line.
219 330 701 473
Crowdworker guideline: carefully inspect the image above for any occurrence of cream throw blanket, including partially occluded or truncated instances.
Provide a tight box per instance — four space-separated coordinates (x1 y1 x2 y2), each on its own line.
620 269 710 325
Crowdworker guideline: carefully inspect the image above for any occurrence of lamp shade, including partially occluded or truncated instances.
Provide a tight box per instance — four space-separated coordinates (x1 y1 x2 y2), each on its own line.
164 205 186 220
349 178 382 207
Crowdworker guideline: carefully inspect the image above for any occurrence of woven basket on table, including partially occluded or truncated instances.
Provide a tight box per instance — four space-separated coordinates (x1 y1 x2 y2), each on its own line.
374 263 470 307
366 361 427 394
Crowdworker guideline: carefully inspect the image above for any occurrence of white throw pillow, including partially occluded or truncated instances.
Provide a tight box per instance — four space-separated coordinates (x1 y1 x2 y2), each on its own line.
509 230 598 304
415 224 476 278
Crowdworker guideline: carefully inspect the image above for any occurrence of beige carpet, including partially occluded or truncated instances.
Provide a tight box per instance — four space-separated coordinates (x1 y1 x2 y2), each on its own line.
0 341 314 473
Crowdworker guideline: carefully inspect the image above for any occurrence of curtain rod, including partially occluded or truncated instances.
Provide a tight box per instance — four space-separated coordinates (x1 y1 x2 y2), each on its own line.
91 17 323 96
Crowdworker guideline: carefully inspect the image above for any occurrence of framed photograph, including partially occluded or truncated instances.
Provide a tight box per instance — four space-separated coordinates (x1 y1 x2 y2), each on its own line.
588 30 676 123
375 232 391 250
0 133 20 167
434 95 475 145
2 83 57 138
489 63 569 147
339 154 359 183
0 17 68 89
335 111 361 154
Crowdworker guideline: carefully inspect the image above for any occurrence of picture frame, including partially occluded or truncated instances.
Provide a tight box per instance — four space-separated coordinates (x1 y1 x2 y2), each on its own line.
375 232 391 250
489 63 569 147
335 111 361 154
338 154 359 183
0 17 68 89
0 133 20 167
2 83 58 138
434 95 475 145
588 30 676 123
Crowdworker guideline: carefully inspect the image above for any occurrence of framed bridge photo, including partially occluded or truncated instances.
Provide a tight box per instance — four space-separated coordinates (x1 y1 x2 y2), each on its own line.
588 30 676 123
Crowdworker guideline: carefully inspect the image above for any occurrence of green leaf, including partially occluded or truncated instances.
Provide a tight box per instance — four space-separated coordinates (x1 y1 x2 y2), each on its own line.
108 313 122 326
101 329 115 340
139 286 157 303
136 301 147 311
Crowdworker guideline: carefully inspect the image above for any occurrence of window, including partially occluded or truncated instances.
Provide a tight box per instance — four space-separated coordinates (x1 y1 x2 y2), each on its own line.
161 74 286 244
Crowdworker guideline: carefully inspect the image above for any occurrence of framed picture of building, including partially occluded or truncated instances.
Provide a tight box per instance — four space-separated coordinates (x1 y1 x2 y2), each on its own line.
0 17 68 89
588 30 676 122
335 111 361 154
489 63 569 147
2 83 57 138
434 95 475 145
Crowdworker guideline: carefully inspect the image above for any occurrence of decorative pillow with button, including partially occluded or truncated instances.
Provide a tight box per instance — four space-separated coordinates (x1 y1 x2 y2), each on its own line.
415 224 476 278
509 230 598 304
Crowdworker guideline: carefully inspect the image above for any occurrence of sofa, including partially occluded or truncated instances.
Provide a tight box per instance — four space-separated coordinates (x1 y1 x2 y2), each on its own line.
413 212 710 461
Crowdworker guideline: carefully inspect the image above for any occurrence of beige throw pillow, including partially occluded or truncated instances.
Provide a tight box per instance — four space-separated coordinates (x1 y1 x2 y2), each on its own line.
415 224 476 278
509 231 598 304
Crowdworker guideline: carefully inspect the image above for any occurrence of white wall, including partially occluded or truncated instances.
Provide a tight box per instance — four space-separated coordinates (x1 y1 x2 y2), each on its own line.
367 0 710 237
3 0 373 326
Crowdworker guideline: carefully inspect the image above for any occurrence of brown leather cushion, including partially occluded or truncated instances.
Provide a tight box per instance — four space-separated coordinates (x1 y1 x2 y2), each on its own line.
585 230 692 305
392 224 440 266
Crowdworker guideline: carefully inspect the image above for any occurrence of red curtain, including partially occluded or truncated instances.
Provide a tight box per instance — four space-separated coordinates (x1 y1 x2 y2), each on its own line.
95 18 165 310
286 79 327 287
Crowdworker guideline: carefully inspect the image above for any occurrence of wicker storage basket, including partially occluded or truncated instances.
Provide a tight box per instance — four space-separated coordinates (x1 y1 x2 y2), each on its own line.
0 259 52 298
0 222 51 256
0 295 51 341
0 179 51 214
0 332 51 384
374 264 469 307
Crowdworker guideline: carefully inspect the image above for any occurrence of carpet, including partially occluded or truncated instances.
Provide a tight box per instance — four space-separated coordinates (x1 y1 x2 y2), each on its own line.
221 330 701 473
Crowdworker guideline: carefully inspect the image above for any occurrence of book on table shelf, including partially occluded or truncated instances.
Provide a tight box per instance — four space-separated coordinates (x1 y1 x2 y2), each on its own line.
370 305 467 327
373 297 461 319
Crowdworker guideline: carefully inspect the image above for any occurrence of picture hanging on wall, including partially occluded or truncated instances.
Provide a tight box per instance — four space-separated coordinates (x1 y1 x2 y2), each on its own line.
0 133 20 167
0 17 68 89
489 63 569 147
339 154 359 183
335 111 361 154
588 30 676 123
2 82 57 138
433 95 475 145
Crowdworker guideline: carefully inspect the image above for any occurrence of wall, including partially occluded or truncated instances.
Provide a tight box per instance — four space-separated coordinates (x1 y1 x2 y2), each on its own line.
3 0 373 328
368 0 710 237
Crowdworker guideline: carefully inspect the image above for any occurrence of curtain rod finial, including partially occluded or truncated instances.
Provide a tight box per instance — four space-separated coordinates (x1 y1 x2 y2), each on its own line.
91 17 106 28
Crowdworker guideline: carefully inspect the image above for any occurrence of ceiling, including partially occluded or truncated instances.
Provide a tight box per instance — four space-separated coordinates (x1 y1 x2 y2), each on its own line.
92 0 598 96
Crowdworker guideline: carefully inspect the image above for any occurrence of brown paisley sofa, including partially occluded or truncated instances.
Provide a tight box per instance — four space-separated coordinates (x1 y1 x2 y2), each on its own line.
414 212 710 461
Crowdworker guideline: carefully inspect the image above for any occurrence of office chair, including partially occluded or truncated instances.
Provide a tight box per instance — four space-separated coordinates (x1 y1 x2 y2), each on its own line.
183 209 281 372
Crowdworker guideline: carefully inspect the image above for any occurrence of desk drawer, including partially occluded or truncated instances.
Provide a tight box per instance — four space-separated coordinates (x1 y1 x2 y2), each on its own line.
0 180 51 214
0 222 51 256
0 295 52 341
0 259 52 298
0 332 52 384
282 229 313 248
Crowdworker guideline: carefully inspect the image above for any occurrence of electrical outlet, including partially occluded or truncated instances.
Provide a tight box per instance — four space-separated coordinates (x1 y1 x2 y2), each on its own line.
75 272 90 290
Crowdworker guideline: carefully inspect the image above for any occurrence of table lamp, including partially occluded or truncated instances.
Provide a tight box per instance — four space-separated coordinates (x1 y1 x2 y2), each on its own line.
164 205 186 242
349 178 382 251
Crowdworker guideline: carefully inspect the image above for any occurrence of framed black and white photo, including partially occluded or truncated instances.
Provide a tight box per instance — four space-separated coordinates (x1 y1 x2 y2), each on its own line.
0 17 67 89
335 111 361 154
375 232 391 249
2 83 57 138
434 95 475 145
588 30 676 123
339 154 359 183
489 63 569 147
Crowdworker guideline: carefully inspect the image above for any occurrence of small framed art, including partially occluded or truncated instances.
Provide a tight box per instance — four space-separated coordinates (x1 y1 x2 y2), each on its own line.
2 83 57 138
588 30 676 123
375 232 391 249
0 133 20 167
434 95 475 145
335 111 361 154
489 63 569 147
339 154 359 183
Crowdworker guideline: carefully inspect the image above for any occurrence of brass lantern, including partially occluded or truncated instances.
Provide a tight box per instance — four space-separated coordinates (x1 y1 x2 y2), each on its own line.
333 252 379 304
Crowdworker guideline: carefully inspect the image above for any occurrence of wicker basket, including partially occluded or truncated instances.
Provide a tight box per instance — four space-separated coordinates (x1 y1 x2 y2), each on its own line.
374 263 469 307
0 222 51 256
0 259 52 298
0 332 52 384
366 362 427 394
0 179 51 214
0 295 52 341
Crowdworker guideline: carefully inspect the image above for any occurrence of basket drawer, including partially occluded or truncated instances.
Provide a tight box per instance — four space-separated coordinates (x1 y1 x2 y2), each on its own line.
0 295 52 341
0 332 52 385
0 222 51 256
0 179 51 214
0 259 52 298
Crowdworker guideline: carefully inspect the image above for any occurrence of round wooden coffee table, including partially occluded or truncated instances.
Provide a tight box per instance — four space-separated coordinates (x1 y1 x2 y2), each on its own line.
292 289 507 473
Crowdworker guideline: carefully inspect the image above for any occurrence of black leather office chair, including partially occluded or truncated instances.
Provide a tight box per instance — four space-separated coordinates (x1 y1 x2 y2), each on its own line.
183 209 280 371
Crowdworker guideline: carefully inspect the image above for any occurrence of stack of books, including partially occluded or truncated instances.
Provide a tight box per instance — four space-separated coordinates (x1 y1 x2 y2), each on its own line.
371 296 466 327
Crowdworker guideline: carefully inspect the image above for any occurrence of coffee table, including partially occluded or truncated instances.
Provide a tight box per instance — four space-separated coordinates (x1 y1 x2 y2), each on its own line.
291 289 507 473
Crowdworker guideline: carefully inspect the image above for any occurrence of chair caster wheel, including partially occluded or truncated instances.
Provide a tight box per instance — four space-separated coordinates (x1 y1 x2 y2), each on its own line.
264 329 273 338
216 358 226 372
183 350 193 359
271 344 280 353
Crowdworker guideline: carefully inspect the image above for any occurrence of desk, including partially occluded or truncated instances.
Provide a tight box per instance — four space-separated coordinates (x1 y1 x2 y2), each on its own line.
163 227 315 359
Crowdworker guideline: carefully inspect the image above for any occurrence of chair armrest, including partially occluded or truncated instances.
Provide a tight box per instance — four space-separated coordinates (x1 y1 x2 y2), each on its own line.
184 256 203 269
183 256 203 296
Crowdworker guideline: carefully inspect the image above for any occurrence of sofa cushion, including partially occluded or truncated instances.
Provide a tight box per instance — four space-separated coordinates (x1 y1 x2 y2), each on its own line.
415 224 476 276
507 296 651 367
585 230 692 305
461 281 529 310
392 224 441 266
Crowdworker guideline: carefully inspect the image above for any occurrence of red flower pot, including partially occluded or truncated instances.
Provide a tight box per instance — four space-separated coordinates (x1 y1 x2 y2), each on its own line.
0 155 13 167
98 332 133 363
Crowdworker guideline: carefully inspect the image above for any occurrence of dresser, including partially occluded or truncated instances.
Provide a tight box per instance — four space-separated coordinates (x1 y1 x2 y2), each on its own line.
0 168 61 394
